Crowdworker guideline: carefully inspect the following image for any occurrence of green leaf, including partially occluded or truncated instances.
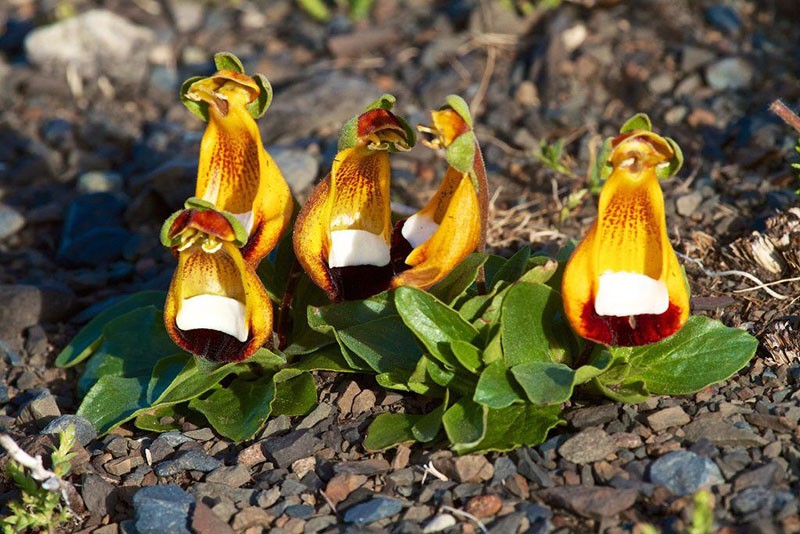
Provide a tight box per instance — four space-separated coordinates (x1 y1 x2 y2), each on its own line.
510 362 575 405
574 347 615 385
620 113 653 133
395 286 479 369
450 340 482 374
134 405 184 433
429 253 488 304
153 357 239 406
501 282 573 366
271 372 317 416
55 291 166 368
454 404 562 454
412 391 448 443
621 316 757 395
489 246 531 291
442 397 487 450
213 52 245 73
518 258 558 285
364 413 421 451
308 292 396 334
338 315 422 373
592 376 650 403
190 377 276 441
289 345 356 372
78 306 178 396
473 360 525 409
77 376 149 435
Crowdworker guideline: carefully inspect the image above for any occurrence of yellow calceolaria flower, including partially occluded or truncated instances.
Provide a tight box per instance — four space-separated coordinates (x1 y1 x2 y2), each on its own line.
391 95 489 290
293 95 488 301
161 199 272 362
562 114 689 346
181 52 292 265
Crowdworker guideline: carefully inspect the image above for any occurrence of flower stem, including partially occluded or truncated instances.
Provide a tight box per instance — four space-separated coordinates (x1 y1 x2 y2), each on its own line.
276 259 303 350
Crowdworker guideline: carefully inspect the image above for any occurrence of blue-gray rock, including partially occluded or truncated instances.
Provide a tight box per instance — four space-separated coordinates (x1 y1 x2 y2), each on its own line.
491 457 517 485
284 504 315 519
41 415 97 446
706 57 754 91
24 9 156 85
58 192 133 266
0 204 24 240
155 449 222 476
58 227 136 266
344 497 404 524
270 147 319 193
731 487 795 515
77 171 124 194
705 5 742 33
60 192 126 239
157 430 194 447
649 451 724 496
133 484 194 534
18 389 60 426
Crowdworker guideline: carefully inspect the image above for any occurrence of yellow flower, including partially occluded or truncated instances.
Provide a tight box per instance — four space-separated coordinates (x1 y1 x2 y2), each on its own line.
391 95 489 290
181 53 292 266
293 95 414 301
161 200 272 361
562 116 689 346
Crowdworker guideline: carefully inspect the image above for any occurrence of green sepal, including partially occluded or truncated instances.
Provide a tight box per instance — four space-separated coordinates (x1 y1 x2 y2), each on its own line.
180 75 209 122
619 113 653 133
445 131 476 174
655 136 684 179
213 51 245 73
442 94 473 128
247 73 273 119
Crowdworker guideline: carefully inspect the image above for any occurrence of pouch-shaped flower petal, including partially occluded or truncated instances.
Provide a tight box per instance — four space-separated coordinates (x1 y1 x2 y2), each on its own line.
293 95 414 301
182 53 292 266
391 95 489 289
562 120 689 346
162 203 272 361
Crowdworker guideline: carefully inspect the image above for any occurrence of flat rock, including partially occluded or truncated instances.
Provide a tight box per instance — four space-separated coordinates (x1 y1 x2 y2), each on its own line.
334 458 391 476
649 451 724 496
25 9 155 85
343 496 404 524
566 404 618 428
325 473 368 506
133 484 194 534
205 464 250 487
263 429 323 468
684 416 767 447
270 147 319 194
0 204 24 239
731 487 795 515
647 406 691 432
706 57 754 90
81 473 116 516
41 414 97 446
559 427 617 464
541 486 638 519
0 285 74 345
17 389 61 426
190 500 235 534
155 449 222 476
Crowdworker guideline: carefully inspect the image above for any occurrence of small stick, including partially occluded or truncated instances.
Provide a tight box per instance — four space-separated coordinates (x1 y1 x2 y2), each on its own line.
769 100 800 135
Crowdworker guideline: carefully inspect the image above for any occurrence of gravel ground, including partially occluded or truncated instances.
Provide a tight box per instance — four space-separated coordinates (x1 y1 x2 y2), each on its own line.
2 0 800 532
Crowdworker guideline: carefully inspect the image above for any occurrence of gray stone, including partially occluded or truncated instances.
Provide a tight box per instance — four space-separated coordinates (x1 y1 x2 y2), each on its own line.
344 496 404 524
81 473 115 516
262 72 379 143
264 430 323 468
155 449 222 476
270 147 320 194
296 402 332 430
304 514 337 533
731 487 795 515
681 46 716 72
157 430 193 447
0 204 24 240
285 504 315 519
25 9 156 85
706 57 755 91
41 415 96 446
182 428 215 441
205 464 250 487
705 5 742 33
133 484 194 534
491 457 517 485
0 285 74 346
147 435 175 463
676 192 703 217
77 171 124 194
649 451 724 496
542 486 638 519
567 404 618 429
18 389 60 426
684 417 767 447
559 427 617 464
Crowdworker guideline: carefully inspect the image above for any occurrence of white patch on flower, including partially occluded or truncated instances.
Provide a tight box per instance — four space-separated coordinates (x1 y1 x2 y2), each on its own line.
594 271 669 317
231 210 254 236
401 213 440 249
176 295 248 342
328 229 390 268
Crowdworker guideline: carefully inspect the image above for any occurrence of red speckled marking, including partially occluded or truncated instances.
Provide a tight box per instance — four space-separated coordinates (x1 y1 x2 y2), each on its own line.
177 327 250 362
580 299 683 346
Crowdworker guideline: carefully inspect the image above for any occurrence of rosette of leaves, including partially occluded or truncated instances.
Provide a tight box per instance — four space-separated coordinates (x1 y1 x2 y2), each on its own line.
303 247 758 454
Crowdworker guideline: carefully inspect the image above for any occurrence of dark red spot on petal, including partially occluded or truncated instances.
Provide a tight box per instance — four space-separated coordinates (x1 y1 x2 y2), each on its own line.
178 327 252 362
329 264 393 301
390 218 413 275
357 109 404 140
580 300 684 346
